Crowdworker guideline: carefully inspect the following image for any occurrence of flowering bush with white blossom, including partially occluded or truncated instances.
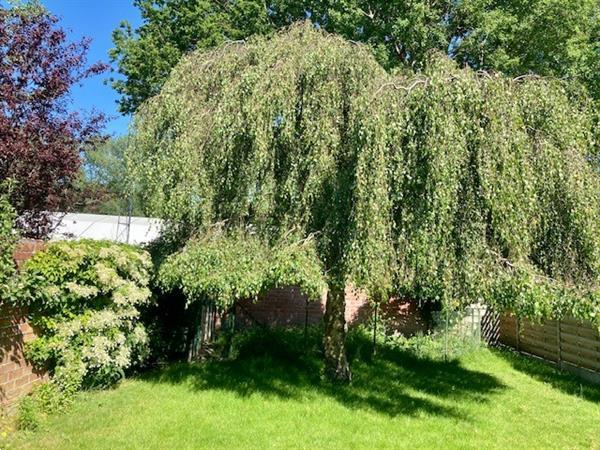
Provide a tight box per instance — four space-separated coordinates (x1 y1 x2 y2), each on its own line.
17 240 153 392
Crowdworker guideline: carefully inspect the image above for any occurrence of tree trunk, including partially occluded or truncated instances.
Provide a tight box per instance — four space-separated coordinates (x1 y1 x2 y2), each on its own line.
323 285 352 382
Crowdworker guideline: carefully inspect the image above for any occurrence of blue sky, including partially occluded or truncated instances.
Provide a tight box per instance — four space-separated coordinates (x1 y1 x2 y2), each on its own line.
41 0 141 137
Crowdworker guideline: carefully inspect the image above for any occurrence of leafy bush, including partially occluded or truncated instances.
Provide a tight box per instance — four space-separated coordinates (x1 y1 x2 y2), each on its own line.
0 188 18 298
16 240 153 393
386 332 480 361
489 260 600 329
17 382 71 431
345 323 480 362
157 231 326 310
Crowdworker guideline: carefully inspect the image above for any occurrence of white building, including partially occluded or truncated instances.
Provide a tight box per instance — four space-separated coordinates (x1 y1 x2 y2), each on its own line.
49 213 162 245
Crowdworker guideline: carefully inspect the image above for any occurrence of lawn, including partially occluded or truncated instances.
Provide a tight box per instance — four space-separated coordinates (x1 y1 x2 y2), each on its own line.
9 332 600 450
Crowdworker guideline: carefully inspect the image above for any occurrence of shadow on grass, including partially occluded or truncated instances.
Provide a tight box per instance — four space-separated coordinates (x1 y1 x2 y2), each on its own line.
142 330 506 420
491 347 600 403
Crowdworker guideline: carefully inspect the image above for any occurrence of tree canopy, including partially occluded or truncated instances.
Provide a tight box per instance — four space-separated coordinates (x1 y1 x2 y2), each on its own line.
111 0 600 113
129 23 600 379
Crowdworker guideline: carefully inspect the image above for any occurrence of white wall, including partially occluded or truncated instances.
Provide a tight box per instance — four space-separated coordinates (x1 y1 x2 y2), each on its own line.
50 213 162 245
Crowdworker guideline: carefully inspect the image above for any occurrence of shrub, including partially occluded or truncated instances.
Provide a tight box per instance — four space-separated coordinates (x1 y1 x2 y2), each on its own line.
386 332 481 361
16 240 153 393
0 187 18 298
489 260 600 329
157 231 326 310
16 382 71 431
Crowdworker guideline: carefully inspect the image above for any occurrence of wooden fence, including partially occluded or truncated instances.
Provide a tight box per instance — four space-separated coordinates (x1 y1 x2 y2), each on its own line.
499 314 600 383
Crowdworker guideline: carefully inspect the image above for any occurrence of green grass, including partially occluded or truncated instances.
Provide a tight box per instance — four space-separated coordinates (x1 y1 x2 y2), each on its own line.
9 331 600 450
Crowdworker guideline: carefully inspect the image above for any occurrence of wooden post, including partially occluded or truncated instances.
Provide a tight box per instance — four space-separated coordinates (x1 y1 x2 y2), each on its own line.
471 307 475 342
372 303 378 356
304 297 309 348
444 307 449 361
516 317 520 352
557 318 562 368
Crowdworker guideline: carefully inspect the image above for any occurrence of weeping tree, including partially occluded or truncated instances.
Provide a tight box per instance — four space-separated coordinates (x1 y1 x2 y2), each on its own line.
129 23 600 380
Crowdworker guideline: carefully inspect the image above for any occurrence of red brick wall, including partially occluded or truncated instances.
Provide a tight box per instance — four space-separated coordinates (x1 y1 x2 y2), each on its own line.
0 239 47 406
0 307 46 405
236 286 325 328
236 285 429 336
12 239 45 269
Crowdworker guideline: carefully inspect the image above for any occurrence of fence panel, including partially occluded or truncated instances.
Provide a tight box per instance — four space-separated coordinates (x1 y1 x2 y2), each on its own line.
498 314 600 383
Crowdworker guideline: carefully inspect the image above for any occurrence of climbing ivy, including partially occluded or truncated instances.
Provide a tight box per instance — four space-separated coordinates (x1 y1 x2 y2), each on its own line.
129 23 600 376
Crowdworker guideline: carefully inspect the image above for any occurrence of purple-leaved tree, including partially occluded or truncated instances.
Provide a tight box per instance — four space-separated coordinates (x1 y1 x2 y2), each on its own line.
0 2 107 236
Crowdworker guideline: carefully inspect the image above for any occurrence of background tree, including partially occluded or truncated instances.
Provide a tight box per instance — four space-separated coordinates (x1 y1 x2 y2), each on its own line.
71 137 144 216
111 0 599 113
129 25 600 379
110 0 277 114
0 1 107 236
451 0 600 100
